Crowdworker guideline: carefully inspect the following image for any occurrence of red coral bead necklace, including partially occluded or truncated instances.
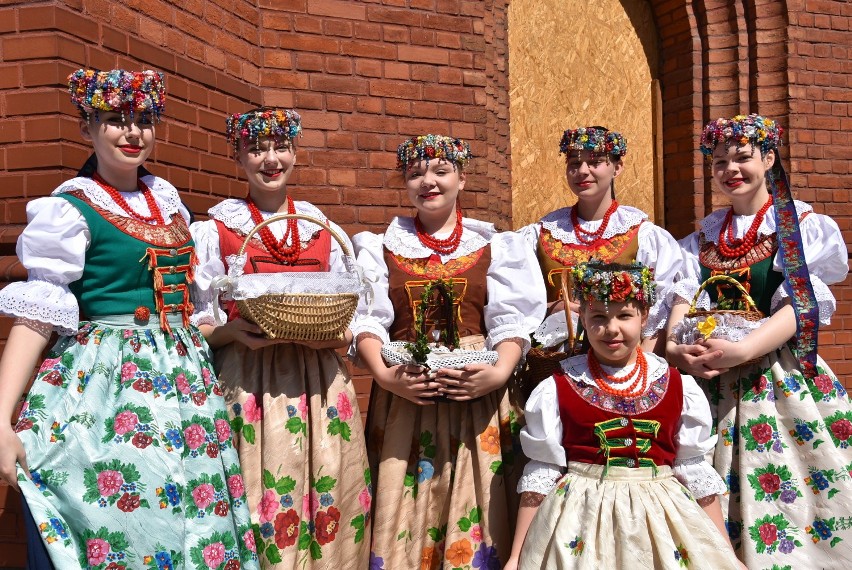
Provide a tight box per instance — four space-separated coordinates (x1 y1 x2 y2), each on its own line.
571 200 619 245
717 195 773 259
415 205 464 255
588 348 648 398
91 172 165 225
246 196 301 263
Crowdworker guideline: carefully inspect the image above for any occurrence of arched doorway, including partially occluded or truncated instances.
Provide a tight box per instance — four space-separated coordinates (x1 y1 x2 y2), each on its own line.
508 0 662 227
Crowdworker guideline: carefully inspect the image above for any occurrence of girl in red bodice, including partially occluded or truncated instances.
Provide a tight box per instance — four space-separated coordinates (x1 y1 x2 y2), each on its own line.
506 261 742 570
190 108 370 568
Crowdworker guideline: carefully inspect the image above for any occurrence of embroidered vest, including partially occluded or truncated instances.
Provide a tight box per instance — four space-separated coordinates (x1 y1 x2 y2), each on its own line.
61 191 195 331
216 218 331 322
698 232 785 316
555 362 682 469
384 246 490 342
537 223 641 302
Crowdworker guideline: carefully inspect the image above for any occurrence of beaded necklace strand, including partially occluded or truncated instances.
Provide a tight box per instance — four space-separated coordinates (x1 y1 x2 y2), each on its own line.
587 348 649 398
246 196 301 263
414 205 464 255
571 200 619 245
717 195 773 258
91 172 165 225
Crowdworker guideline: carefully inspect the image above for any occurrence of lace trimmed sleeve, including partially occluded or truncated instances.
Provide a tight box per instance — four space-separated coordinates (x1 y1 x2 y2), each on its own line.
188 220 225 327
0 197 88 335
673 373 727 499
518 377 566 493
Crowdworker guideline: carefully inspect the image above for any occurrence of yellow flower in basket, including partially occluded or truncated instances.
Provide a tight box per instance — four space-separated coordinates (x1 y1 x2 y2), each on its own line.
696 316 717 340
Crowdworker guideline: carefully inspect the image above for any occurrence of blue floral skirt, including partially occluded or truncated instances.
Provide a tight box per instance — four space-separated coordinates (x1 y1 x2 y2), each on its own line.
15 317 259 569
703 347 852 568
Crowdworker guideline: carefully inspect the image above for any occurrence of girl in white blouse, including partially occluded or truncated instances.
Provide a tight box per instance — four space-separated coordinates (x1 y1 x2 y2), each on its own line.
506 261 742 570
351 135 545 568
517 126 683 355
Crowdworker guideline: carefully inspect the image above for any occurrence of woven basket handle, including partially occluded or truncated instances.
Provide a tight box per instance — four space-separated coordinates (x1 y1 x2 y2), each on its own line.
688 274 760 315
238 213 351 257
560 268 576 353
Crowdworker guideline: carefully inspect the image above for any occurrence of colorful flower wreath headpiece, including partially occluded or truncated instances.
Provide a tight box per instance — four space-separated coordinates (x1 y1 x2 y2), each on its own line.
699 113 783 159
68 69 165 121
559 126 627 160
226 107 302 154
396 134 472 171
572 260 656 307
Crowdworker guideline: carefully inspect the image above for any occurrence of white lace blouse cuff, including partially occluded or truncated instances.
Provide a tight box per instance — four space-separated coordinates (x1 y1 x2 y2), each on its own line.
350 319 390 345
0 280 79 335
487 324 531 355
771 278 836 326
518 459 564 495
672 455 727 499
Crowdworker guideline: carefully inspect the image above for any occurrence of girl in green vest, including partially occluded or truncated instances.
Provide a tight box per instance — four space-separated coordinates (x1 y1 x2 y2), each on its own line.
667 113 852 567
0 69 257 569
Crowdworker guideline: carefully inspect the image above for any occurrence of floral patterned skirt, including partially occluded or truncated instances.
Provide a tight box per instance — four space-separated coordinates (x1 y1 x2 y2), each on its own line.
215 342 370 569
703 347 852 568
15 318 258 570
519 462 741 570
365 378 525 570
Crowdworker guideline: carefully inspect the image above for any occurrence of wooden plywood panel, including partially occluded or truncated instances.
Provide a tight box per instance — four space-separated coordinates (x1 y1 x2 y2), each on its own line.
508 0 660 227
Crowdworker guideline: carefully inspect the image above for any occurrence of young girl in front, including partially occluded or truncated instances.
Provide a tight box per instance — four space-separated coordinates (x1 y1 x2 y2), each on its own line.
506 261 742 570
0 69 257 569
190 107 370 568
667 114 852 567
351 135 545 568
518 127 682 353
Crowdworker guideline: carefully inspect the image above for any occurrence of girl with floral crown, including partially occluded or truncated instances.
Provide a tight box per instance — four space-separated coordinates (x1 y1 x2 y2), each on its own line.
0 69 257 569
666 113 852 567
351 134 546 568
190 107 370 568
518 126 683 356
506 261 743 570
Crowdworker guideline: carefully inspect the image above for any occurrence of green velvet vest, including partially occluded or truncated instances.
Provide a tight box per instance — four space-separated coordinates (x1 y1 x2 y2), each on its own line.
698 232 784 316
61 191 195 328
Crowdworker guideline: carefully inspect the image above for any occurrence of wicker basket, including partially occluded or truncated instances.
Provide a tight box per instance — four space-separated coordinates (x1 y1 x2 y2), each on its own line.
686 274 765 323
522 268 579 397
679 274 766 366
232 213 361 341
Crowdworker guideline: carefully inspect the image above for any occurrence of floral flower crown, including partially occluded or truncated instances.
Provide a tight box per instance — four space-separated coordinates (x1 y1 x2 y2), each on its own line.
396 134 472 171
700 113 783 159
559 126 627 160
226 107 302 154
572 260 656 307
68 69 165 121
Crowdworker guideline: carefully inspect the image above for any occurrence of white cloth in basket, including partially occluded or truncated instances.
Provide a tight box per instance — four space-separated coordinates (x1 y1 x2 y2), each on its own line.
671 313 768 345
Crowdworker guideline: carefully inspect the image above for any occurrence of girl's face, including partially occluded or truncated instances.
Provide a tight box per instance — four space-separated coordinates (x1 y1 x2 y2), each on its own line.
710 142 775 205
80 111 155 176
237 136 296 196
404 159 465 219
580 299 647 366
565 150 622 203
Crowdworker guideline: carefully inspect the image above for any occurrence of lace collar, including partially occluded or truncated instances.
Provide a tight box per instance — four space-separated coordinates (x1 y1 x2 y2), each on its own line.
559 351 671 415
383 216 493 261
539 205 647 244
208 198 329 243
52 175 184 221
699 200 813 244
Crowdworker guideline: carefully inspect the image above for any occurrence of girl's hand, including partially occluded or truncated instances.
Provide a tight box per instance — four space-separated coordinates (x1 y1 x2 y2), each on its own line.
697 338 753 369
376 364 442 405
206 318 281 350
503 558 519 570
667 342 728 379
434 363 510 401
0 424 28 490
